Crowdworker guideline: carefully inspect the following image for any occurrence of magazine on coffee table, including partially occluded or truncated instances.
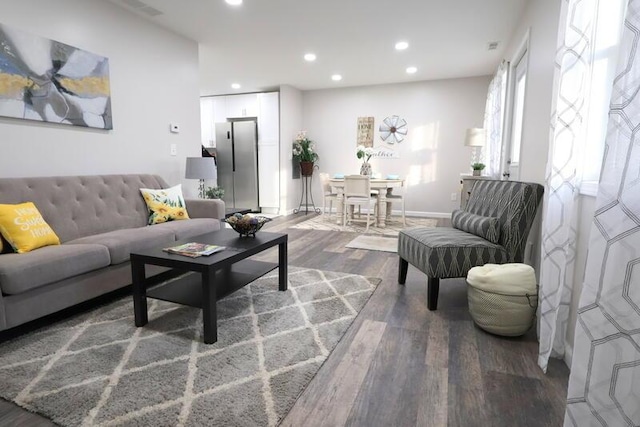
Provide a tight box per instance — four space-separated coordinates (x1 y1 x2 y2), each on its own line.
163 242 225 258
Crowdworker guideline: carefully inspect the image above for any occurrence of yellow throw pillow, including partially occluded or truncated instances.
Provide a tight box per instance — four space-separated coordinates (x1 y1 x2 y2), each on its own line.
0 202 61 253
140 184 190 225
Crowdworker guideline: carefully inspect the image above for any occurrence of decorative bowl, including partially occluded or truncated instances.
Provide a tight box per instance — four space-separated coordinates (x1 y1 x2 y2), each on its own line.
223 214 272 237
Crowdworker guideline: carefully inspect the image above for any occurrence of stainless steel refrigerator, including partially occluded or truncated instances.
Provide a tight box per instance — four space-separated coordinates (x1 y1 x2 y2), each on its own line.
215 120 259 210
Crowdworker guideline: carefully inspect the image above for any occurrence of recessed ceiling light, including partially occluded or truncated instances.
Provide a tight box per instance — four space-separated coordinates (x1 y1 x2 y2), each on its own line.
406 66 417 74
304 53 317 62
231 83 241 89
225 0 242 5
395 41 409 50
331 74 342 81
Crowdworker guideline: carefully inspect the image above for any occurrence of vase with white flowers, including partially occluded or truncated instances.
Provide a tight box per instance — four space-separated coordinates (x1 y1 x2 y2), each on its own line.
292 131 318 176
356 145 375 176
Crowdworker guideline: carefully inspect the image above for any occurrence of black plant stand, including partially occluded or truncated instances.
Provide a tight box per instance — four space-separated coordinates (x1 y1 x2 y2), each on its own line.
294 172 321 215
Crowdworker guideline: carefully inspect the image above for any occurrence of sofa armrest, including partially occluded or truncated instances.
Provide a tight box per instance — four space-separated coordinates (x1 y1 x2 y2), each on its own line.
185 198 225 220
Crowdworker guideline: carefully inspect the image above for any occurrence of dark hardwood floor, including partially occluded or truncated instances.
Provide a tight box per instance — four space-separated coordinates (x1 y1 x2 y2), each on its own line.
0 213 569 426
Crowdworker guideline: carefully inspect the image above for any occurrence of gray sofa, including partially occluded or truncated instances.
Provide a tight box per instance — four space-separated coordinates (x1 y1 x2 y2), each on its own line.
0 174 225 332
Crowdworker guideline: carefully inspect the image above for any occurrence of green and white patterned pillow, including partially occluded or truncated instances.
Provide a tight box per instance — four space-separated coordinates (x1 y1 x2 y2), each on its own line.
451 209 500 244
140 184 190 225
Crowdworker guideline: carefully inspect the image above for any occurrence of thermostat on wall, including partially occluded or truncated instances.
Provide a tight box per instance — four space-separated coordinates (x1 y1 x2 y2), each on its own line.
170 123 180 133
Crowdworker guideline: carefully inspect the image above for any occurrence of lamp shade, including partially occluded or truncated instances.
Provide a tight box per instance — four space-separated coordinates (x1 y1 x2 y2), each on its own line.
465 128 486 147
185 157 217 180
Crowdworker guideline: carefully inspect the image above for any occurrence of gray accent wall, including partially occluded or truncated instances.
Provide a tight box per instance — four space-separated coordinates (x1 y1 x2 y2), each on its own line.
0 0 201 197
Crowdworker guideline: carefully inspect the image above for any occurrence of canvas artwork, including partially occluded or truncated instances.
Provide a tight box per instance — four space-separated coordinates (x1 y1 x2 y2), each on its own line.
0 23 112 129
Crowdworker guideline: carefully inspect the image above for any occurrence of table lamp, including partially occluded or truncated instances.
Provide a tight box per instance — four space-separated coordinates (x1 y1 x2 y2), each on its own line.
465 128 486 165
185 157 217 198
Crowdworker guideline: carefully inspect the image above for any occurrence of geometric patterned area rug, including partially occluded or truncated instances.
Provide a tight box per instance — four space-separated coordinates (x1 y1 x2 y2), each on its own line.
0 267 379 426
345 235 398 253
291 214 437 237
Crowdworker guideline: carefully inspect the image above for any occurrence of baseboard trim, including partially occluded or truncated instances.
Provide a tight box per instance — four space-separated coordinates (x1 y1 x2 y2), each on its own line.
301 206 450 219
405 210 450 219
281 206 451 218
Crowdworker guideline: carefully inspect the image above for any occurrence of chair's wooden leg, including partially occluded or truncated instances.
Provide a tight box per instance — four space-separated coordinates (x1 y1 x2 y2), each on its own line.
427 278 440 311
398 258 408 284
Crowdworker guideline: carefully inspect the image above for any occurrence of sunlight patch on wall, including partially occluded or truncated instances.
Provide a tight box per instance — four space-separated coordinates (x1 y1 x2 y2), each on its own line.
406 121 439 186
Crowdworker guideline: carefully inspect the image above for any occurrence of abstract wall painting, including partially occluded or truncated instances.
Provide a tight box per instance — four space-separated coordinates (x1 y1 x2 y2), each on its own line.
0 23 112 129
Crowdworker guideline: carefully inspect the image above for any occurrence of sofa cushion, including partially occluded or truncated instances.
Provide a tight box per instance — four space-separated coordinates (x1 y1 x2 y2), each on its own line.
451 209 500 244
0 202 61 253
140 184 190 225
67 226 175 264
398 227 509 279
0 244 111 295
151 218 221 240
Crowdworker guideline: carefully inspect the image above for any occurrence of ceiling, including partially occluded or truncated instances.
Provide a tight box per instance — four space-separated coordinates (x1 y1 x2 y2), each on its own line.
108 0 528 96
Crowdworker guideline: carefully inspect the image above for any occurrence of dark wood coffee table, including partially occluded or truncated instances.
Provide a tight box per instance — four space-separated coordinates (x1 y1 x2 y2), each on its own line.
130 229 287 344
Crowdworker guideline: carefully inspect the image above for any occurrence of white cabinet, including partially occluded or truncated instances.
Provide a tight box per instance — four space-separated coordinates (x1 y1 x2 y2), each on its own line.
200 97 214 147
257 92 279 143
257 92 280 209
225 94 258 118
212 97 227 125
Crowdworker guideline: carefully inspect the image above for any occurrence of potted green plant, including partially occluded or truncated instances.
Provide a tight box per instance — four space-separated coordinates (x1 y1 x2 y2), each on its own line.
471 163 486 176
292 131 319 176
205 186 225 199
356 145 375 176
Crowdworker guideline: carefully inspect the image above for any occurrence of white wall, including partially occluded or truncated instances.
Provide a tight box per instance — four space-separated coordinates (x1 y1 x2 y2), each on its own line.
302 77 490 214
503 0 561 184
279 85 303 214
0 0 201 197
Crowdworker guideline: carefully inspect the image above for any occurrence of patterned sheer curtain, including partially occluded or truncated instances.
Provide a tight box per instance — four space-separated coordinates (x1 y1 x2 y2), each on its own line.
565 2 640 424
537 0 598 372
483 61 508 178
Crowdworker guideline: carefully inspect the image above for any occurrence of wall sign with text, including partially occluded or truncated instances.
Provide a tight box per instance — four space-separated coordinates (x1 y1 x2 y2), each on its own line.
357 117 374 147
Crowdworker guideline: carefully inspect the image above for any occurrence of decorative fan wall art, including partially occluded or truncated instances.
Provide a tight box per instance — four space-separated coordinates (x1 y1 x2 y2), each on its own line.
379 115 407 143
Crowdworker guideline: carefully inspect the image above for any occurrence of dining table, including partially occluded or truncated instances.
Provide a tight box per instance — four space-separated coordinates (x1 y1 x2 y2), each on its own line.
329 177 405 228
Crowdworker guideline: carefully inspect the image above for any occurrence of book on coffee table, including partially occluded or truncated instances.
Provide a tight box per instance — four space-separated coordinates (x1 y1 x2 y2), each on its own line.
163 242 225 258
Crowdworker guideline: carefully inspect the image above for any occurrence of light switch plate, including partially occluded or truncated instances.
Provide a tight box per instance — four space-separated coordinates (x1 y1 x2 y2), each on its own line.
170 144 177 156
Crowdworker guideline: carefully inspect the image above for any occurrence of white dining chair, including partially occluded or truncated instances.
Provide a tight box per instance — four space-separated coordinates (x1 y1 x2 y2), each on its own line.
319 172 338 217
385 180 406 226
343 175 377 232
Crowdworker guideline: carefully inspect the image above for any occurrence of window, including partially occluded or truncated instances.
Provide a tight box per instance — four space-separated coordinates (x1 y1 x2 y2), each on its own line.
580 0 627 192
503 39 529 181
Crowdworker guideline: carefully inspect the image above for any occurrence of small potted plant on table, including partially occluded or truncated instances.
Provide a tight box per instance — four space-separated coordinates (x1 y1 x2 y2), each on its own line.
471 163 486 176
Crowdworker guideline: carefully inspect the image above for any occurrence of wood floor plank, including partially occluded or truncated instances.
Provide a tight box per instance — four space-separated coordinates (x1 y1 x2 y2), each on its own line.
345 326 428 427
416 313 450 426
447 320 489 426
280 319 387 427
483 370 561 427
0 399 54 427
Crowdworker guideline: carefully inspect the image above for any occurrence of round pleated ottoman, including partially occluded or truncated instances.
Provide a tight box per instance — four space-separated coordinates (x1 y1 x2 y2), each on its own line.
466 263 538 336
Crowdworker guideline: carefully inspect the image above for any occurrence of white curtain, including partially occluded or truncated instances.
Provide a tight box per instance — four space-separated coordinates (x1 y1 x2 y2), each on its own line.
565 1 640 424
538 0 598 372
483 61 508 178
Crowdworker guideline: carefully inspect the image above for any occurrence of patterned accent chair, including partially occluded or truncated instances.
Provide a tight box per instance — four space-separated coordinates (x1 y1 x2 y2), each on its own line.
397 180 544 310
